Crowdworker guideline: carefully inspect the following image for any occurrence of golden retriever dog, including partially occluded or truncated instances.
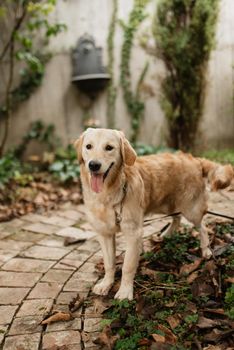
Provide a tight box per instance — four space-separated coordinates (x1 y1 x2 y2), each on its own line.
74 128 233 300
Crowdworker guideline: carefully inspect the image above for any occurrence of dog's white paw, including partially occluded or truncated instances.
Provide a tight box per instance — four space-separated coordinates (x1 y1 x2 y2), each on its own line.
202 247 212 259
93 279 113 296
114 285 133 300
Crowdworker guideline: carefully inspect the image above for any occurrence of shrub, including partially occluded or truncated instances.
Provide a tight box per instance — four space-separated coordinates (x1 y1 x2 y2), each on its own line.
153 0 219 150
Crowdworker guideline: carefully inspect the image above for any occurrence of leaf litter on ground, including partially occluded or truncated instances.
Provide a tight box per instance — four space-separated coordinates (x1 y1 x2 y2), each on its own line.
92 221 234 349
0 172 82 222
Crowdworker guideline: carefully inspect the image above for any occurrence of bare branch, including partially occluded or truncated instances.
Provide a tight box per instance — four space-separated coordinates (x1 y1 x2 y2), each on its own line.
0 3 27 61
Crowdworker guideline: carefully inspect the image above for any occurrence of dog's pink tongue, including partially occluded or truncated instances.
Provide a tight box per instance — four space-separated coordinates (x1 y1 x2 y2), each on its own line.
90 174 103 193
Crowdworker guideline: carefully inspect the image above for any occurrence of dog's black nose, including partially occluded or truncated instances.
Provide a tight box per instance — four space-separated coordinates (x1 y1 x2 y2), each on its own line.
89 161 101 172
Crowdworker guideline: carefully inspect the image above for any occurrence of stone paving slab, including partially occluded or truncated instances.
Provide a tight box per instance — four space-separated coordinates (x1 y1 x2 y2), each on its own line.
5 218 25 228
42 330 81 349
53 258 84 270
21 213 51 223
0 287 30 305
46 317 82 332
9 230 45 242
63 277 94 293
56 209 84 221
0 240 32 251
0 231 14 240
8 315 42 335
23 222 60 235
0 250 18 266
3 333 41 350
37 236 72 248
27 282 63 299
0 191 233 349
0 305 18 324
1 258 54 273
0 325 8 346
21 245 68 260
56 291 80 305
41 269 73 283
39 215 77 228
56 226 96 240
17 299 53 317
0 271 42 287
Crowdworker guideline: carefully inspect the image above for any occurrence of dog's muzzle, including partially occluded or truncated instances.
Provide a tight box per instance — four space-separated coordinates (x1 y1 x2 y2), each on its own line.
89 162 114 193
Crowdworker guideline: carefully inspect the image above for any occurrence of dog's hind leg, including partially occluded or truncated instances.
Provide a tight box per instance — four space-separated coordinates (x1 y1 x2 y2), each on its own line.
182 196 212 259
93 234 116 296
160 215 181 238
196 222 212 259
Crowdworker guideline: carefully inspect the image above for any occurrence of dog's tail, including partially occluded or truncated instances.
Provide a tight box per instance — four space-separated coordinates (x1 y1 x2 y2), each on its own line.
198 158 234 191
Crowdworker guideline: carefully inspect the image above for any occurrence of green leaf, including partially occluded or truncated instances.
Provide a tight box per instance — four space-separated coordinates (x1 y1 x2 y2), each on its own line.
49 161 64 172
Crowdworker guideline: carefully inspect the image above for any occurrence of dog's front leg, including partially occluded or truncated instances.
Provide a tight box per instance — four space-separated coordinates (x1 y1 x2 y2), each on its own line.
115 226 142 300
93 234 116 296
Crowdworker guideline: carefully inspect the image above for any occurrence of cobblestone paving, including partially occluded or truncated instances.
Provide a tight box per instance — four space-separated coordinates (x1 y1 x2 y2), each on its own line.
0 190 233 350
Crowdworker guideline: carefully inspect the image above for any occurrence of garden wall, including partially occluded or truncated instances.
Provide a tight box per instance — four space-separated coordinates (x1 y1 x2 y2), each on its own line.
1 0 234 151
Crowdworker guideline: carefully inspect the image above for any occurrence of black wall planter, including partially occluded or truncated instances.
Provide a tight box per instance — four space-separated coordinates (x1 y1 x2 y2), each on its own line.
72 33 110 96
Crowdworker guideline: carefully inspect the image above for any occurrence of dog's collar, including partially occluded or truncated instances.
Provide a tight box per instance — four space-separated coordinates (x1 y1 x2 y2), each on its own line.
114 182 128 226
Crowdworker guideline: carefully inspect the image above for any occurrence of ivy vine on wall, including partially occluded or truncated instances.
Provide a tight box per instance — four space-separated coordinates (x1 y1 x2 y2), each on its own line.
107 0 118 129
153 0 220 150
120 0 149 143
0 0 67 156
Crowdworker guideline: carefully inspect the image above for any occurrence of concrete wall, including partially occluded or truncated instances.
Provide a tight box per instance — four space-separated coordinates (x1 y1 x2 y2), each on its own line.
1 0 234 151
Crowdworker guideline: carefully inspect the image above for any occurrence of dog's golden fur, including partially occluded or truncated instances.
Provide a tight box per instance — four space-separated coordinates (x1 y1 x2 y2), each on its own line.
75 128 233 300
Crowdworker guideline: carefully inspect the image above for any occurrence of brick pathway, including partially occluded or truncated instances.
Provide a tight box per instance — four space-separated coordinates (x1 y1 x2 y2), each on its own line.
0 190 233 350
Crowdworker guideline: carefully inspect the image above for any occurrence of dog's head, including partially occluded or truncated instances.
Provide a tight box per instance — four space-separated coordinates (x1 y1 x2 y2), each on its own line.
74 128 136 193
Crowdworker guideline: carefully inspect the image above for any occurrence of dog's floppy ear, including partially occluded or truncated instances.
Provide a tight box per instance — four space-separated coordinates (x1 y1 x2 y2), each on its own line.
74 133 84 163
119 131 136 166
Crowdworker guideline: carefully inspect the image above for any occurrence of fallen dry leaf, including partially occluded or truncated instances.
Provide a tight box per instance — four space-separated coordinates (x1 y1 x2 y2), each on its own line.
93 297 109 314
224 277 234 283
203 308 225 316
187 270 199 284
69 294 84 313
213 244 230 257
138 338 151 347
152 333 165 343
180 258 203 276
191 274 215 297
150 343 171 350
93 326 119 350
154 324 177 345
197 316 220 329
41 311 73 324
166 315 181 329
203 328 232 343
165 300 176 307
141 267 158 279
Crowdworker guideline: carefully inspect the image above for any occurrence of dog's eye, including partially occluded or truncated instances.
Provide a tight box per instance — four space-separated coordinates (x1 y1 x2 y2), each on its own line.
105 145 114 151
86 144 92 150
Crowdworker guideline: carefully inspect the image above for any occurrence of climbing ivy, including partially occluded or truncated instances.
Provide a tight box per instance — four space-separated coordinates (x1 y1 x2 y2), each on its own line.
107 0 118 129
120 0 149 143
153 0 220 150
0 0 67 155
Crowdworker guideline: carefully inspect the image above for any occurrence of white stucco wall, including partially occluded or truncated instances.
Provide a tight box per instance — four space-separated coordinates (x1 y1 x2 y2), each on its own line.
1 0 234 151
